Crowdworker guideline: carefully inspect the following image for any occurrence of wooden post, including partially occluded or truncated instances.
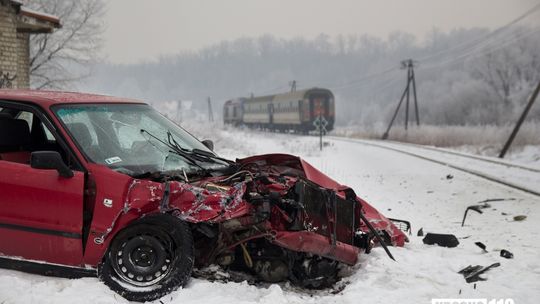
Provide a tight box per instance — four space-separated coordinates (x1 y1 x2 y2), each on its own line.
382 74 410 139
290 80 297 92
207 97 214 122
382 59 420 139
499 81 540 158
176 100 182 123
411 68 420 126
405 68 410 130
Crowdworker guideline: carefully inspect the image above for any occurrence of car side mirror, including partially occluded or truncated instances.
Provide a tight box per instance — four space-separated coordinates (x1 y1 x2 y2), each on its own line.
31 151 74 178
201 139 214 151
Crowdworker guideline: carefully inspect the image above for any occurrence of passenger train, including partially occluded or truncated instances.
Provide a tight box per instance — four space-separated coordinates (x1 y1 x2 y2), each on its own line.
223 88 335 133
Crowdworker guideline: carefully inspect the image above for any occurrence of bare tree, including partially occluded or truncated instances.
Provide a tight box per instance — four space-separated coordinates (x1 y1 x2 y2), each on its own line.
470 27 540 106
26 0 105 89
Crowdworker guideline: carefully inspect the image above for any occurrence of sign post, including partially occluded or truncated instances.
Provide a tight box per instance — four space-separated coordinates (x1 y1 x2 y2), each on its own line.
313 114 328 151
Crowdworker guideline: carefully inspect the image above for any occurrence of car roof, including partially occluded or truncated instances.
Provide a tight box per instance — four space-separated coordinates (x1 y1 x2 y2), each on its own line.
0 89 145 108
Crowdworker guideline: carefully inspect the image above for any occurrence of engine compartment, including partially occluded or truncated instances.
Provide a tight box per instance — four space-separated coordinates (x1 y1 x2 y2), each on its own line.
129 154 407 287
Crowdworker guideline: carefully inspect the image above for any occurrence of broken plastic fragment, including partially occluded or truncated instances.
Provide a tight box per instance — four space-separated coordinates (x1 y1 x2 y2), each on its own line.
513 215 527 221
422 233 459 248
458 263 500 283
500 249 514 259
475 242 488 253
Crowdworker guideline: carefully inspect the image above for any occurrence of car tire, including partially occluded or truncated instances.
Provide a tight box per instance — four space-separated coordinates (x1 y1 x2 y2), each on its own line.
98 215 194 302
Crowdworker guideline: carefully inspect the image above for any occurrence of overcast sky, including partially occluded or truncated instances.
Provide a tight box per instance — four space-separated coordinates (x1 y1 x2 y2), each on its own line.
103 0 540 64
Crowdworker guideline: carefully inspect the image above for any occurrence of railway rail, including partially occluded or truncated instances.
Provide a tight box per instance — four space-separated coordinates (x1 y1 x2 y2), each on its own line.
379 139 540 173
328 136 540 197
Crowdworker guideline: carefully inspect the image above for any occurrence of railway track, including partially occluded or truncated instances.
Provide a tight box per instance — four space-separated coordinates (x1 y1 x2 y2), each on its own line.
381 139 540 173
328 136 540 197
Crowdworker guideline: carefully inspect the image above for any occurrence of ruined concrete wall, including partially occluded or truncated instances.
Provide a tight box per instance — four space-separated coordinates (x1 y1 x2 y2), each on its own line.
0 2 30 88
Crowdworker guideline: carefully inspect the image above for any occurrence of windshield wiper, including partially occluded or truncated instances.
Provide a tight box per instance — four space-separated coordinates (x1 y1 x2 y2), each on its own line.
191 148 234 165
140 129 208 175
166 130 233 166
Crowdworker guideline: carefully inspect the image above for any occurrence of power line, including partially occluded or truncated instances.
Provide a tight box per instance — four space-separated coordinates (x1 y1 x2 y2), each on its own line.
420 25 540 71
330 66 400 90
258 84 290 95
418 3 540 64
259 66 399 95
330 25 538 97
330 69 402 94
256 3 540 98
340 3 540 93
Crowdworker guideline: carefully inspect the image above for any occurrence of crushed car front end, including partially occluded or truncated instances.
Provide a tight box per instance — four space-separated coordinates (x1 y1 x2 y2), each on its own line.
109 153 408 288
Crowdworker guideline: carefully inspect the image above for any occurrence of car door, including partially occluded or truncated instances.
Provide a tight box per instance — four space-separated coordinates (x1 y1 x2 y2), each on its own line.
0 106 85 267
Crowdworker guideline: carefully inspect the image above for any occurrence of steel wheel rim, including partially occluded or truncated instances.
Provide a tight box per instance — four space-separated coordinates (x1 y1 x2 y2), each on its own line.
111 231 176 287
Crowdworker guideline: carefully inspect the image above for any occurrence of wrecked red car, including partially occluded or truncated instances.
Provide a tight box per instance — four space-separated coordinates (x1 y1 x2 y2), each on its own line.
0 90 407 302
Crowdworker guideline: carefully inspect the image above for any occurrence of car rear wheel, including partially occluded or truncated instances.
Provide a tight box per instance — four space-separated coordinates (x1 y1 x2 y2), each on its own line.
98 215 194 302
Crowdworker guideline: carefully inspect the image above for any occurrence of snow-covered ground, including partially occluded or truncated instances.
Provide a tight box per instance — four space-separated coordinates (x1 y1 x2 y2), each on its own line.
1 125 539 304
332 137 540 194
452 144 540 170
334 124 540 169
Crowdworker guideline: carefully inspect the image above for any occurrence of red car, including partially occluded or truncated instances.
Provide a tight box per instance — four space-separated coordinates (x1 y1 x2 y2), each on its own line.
0 90 407 302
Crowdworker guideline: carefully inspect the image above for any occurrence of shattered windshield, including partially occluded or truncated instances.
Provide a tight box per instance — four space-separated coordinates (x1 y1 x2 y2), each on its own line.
54 103 226 176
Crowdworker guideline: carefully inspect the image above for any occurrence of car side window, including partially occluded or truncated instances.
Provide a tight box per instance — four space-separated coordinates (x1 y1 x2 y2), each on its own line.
43 126 55 141
15 111 56 142
16 111 33 128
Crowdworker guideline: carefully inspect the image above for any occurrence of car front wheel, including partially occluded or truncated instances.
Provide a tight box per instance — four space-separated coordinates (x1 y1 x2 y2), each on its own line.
98 215 194 302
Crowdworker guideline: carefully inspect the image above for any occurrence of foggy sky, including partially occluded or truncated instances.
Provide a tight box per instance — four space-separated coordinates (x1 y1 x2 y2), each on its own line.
103 0 540 64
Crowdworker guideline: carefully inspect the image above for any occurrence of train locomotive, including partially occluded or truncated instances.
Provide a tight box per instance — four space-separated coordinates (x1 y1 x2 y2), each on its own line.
224 88 335 133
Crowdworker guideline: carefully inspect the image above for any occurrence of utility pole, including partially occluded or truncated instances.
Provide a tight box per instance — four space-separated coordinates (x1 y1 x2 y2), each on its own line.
176 100 182 123
290 80 297 92
382 59 420 139
499 80 540 158
207 97 214 122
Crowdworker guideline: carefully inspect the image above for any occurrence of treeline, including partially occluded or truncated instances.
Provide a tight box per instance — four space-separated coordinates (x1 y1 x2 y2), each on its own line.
82 26 540 126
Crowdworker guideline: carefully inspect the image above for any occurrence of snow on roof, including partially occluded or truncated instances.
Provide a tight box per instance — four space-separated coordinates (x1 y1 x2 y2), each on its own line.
19 6 61 26
0 89 144 107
